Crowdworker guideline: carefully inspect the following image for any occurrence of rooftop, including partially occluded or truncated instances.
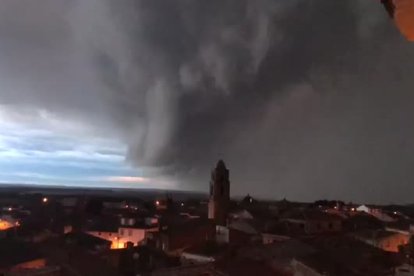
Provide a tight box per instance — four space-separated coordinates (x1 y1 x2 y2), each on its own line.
65 232 112 249
302 235 402 273
354 229 402 240
184 241 228 257
239 239 316 265
0 240 44 269
284 209 342 222
216 257 287 276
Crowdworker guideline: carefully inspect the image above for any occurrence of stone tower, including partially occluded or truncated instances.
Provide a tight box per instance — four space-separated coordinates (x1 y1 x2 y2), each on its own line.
208 160 230 225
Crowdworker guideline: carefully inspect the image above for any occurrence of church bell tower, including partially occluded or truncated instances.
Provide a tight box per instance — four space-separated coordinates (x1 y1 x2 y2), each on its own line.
208 160 230 225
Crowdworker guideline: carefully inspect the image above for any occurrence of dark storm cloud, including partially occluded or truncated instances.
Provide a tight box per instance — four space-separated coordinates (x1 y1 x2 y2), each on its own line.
1 0 414 203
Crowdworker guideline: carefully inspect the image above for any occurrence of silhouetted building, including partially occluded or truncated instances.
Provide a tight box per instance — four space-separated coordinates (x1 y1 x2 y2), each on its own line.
208 160 230 225
352 229 410 252
157 219 215 254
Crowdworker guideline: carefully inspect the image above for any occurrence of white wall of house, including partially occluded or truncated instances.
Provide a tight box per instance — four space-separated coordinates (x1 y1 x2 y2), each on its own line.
356 205 371 213
88 227 158 249
118 227 146 246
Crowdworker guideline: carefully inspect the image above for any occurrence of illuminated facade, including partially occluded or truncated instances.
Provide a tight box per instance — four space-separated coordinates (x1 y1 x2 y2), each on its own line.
85 215 159 250
0 216 19 231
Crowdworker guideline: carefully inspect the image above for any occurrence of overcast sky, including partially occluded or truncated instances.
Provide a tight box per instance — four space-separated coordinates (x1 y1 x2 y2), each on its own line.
0 0 413 203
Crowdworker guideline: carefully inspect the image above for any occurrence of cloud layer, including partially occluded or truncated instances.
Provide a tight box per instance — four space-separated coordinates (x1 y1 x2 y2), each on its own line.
1 0 414 203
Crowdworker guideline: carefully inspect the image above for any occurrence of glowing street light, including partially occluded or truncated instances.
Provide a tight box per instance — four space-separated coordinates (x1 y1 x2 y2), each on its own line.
42 197 48 203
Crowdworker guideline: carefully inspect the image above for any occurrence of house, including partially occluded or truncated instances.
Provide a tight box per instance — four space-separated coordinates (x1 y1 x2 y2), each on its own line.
228 207 278 241
344 212 383 231
216 225 254 245
299 235 402 275
216 257 289 276
229 209 254 220
356 205 396 222
239 239 316 274
386 220 414 235
283 210 342 235
261 221 293 244
86 216 158 249
291 257 330 276
0 215 19 231
157 219 215 254
356 204 372 213
105 243 179 275
353 229 410 252
227 219 260 235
